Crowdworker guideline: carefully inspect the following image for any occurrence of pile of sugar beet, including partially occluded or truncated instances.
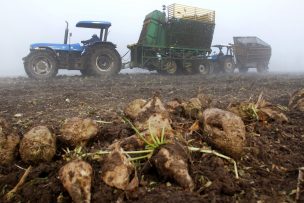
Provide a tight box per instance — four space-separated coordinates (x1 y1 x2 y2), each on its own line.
0 88 304 202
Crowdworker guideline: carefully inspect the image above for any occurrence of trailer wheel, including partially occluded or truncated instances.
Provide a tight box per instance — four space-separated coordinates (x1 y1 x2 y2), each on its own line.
257 64 268 73
223 58 235 73
24 51 58 79
89 45 121 76
162 61 178 75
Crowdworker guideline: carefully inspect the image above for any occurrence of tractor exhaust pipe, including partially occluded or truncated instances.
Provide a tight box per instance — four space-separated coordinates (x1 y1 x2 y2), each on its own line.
64 21 69 44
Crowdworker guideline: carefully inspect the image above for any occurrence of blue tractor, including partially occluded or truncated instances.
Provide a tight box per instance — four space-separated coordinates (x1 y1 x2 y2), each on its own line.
23 21 121 79
209 45 236 73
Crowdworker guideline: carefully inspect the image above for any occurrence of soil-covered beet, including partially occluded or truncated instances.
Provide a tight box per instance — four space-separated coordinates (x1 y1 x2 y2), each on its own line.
202 108 246 159
19 126 56 163
59 117 98 147
0 133 20 166
151 142 194 191
101 146 134 190
0 73 304 202
59 160 93 203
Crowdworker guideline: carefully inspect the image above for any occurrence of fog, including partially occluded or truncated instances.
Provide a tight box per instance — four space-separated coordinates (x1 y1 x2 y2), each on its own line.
0 0 303 76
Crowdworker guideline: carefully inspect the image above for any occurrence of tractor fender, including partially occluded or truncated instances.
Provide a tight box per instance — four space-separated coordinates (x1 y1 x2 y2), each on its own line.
82 42 117 55
24 47 58 63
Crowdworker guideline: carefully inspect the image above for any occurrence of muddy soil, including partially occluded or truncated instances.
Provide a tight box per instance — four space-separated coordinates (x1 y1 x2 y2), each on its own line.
0 73 304 202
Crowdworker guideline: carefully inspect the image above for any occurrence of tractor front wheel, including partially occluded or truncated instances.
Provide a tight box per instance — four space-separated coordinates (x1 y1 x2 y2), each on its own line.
223 58 236 73
89 46 121 76
24 51 58 79
195 60 213 75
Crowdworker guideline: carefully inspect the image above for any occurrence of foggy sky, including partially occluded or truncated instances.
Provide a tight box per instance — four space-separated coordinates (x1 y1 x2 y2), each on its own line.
0 0 303 76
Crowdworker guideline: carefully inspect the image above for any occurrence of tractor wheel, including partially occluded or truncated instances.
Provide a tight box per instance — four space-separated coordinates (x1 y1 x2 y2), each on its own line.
257 64 268 73
195 60 213 75
223 58 235 73
24 51 58 79
88 45 121 76
239 67 249 73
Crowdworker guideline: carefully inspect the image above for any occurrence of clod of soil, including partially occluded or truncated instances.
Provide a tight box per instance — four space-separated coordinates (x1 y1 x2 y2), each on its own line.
101 145 134 190
289 88 304 112
125 96 173 139
60 117 98 147
151 142 194 191
0 133 20 166
19 126 56 163
59 159 92 203
202 108 246 159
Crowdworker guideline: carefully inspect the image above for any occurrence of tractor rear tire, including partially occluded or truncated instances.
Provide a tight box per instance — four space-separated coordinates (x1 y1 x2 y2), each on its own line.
24 51 58 79
88 45 121 76
223 58 236 73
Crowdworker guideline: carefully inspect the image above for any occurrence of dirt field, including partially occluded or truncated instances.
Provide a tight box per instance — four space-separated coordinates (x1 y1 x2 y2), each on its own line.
0 73 304 202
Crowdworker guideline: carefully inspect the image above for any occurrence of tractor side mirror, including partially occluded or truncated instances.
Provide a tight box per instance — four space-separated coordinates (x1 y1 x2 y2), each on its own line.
69 33 72 37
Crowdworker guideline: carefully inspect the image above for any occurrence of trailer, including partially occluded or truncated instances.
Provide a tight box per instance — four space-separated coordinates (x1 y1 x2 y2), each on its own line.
128 4 215 75
233 36 272 73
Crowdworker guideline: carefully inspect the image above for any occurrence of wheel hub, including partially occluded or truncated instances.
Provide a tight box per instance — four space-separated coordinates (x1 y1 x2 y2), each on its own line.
164 61 177 74
224 62 234 73
199 64 208 75
33 59 51 75
96 55 112 71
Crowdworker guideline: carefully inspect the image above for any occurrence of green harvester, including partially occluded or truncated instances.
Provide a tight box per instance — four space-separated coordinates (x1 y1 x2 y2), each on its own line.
128 4 216 74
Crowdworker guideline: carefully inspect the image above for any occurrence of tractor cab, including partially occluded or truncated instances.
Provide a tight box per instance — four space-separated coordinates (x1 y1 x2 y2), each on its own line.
211 45 233 61
75 21 112 45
